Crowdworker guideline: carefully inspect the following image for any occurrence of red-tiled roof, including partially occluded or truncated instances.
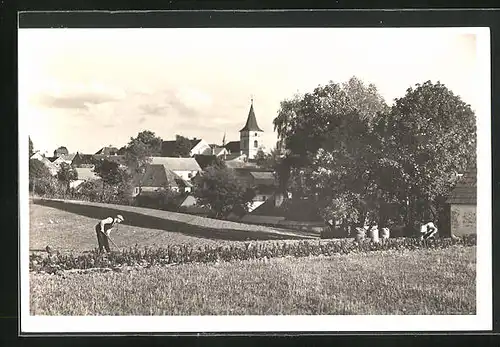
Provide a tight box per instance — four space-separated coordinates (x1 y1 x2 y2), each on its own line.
446 168 477 205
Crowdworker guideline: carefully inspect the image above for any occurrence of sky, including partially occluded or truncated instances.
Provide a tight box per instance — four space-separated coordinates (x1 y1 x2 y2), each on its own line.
19 28 481 156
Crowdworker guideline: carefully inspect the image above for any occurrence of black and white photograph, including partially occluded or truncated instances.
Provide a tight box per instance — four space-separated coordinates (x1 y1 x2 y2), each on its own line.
19 24 491 333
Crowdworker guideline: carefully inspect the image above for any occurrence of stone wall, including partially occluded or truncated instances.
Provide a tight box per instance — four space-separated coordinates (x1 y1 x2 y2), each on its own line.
450 204 476 236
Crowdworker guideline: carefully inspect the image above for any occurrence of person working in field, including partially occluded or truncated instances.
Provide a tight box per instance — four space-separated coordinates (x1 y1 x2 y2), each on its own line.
420 221 438 240
95 214 124 253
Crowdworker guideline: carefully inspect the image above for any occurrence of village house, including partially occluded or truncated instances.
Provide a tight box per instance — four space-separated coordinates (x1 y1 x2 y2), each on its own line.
161 138 212 157
445 168 477 237
71 152 95 168
30 151 58 176
132 157 202 197
47 153 77 170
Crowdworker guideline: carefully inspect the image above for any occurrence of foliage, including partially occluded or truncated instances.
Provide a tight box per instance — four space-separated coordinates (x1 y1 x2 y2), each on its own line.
74 177 134 205
53 146 69 157
30 246 475 316
30 235 476 273
29 159 52 180
93 159 124 186
135 184 184 211
193 165 255 218
123 130 163 175
273 76 389 225
32 176 66 197
375 81 477 225
173 135 193 157
272 77 476 228
29 137 34 157
56 163 78 193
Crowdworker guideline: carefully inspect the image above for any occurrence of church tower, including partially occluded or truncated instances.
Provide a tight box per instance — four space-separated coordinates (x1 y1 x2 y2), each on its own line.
240 98 263 160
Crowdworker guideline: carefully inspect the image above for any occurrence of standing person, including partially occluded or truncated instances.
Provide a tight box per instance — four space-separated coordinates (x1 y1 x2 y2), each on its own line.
95 214 124 253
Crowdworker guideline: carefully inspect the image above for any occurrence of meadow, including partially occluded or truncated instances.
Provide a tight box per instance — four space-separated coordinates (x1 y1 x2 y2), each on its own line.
28 201 477 316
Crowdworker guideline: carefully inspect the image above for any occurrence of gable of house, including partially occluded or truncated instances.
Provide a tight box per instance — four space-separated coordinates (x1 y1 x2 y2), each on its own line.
190 139 212 156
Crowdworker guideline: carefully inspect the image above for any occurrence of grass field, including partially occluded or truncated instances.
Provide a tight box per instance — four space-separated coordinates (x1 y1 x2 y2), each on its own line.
30 246 475 315
29 201 476 316
29 202 232 252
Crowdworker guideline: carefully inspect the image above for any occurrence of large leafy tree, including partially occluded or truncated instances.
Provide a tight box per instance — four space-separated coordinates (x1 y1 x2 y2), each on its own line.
54 146 69 157
94 158 133 203
272 76 389 225
193 165 255 218
124 130 163 175
173 135 193 157
56 162 78 194
375 81 476 227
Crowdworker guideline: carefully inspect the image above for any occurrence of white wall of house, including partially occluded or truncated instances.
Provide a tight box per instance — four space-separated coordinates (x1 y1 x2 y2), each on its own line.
172 170 198 181
450 204 476 236
190 139 211 156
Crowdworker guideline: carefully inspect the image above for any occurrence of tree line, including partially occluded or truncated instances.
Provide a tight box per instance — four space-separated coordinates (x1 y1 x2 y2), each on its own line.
272 77 476 232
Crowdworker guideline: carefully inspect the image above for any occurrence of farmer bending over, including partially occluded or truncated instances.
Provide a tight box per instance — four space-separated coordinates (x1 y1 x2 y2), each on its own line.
95 214 124 253
420 221 438 240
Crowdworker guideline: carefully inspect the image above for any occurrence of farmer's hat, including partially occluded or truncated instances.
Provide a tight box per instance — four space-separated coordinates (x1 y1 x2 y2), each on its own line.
116 214 124 222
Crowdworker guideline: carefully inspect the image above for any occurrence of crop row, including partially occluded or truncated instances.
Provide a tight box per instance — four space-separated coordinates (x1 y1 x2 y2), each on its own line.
30 235 476 273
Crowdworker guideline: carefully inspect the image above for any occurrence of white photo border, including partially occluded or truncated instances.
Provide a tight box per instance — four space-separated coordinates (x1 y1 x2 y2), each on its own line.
19 26 492 334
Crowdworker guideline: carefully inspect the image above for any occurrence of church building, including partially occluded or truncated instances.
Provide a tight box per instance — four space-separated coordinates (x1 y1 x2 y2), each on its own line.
224 98 264 160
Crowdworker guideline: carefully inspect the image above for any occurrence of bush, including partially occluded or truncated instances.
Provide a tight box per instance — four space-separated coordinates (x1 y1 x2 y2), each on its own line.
31 176 67 198
30 235 476 273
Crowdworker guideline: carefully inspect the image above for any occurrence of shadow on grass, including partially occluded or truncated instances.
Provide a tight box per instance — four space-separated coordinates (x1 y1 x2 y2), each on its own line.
33 199 308 242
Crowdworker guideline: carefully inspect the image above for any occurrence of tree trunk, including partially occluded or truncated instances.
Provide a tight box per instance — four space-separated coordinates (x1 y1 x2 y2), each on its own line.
101 180 105 202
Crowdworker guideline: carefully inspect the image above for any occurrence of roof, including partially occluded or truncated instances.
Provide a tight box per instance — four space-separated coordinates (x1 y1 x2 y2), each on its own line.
75 167 100 181
213 147 227 156
139 164 182 188
194 155 219 170
59 153 76 162
93 154 126 165
150 157 201 172
161 139 201 157
225 159 256 169
250 171 276 186
239 102 263 132
446 168 477 205
95 146 119 156
190 139 202 148
224 141 240 153
72 153 95 165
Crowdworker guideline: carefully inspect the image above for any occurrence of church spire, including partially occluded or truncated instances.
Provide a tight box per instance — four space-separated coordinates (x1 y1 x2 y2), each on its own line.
239 97 263 132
